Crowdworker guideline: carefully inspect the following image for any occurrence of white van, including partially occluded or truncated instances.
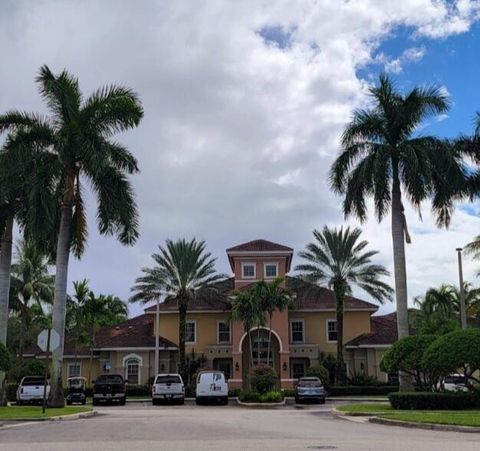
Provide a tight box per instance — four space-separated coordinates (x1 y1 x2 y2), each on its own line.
195 371 228 405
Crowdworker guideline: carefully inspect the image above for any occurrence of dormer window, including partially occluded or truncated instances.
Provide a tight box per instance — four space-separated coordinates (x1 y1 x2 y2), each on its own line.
242 263 256 279
264 263 278 278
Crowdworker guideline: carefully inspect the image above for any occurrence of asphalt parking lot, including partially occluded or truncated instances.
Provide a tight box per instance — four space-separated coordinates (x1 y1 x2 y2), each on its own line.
0 402 479 450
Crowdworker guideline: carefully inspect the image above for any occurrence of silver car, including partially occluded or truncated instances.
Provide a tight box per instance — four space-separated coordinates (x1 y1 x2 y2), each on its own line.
295 377 326 404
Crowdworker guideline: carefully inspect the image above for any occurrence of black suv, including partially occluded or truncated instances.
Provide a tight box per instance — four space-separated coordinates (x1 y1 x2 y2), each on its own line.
92 374 127 406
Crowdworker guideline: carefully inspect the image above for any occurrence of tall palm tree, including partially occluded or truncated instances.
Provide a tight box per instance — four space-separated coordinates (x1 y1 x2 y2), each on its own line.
230 289 263 369
330 74 466 388
130 239 224 382
296 226 393 383
257 278 292 366
9 240 54 358
0 65 143 406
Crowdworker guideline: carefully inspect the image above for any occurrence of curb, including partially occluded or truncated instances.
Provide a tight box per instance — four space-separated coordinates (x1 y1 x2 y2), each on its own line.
0 410 98 423
236 398 286 408
369 416 480 433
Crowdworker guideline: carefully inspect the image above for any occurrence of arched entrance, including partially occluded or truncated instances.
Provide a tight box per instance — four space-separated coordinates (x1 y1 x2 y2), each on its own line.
240 327 281 389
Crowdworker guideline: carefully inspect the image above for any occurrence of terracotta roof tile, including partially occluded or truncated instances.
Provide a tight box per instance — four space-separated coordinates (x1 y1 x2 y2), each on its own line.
345 312 398 347
226 239 293 253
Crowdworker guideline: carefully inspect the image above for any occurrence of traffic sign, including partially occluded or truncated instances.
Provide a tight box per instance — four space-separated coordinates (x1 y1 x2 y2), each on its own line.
37 329 60 352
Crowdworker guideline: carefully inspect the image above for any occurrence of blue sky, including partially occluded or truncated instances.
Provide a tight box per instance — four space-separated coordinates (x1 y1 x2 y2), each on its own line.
361 23 480 138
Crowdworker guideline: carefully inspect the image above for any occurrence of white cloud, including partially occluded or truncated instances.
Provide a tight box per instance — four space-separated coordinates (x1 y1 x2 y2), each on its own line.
0 1 479 317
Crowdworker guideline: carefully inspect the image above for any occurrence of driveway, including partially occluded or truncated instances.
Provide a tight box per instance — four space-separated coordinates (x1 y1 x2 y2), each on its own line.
0 402 478 450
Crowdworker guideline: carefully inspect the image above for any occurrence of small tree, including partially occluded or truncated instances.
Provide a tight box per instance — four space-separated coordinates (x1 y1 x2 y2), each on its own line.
250 365 277 394
422 329 480 388
305 364 329 387
380 335 437 390
0 342 12 406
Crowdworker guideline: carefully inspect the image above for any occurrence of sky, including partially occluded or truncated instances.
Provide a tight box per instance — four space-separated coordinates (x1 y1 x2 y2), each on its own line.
2 0 480 317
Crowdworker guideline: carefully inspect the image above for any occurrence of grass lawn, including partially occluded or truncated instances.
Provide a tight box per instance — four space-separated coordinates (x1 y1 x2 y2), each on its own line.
337 403 480 427
0 405 92 420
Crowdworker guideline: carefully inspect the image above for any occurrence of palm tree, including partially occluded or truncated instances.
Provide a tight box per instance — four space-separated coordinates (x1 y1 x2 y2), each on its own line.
9 240 55 359
296 226 393 384
0 65 143 406
130 239 224 382
257 278 292 366
230 289 263 369
330 74 466 388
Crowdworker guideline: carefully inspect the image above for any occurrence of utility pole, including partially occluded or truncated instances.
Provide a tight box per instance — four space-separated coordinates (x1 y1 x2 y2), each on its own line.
154 296 161 376
456 248 467 329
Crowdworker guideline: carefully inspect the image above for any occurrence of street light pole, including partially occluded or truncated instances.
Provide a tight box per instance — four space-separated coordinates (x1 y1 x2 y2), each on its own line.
154 296 160 376
456 248 467 329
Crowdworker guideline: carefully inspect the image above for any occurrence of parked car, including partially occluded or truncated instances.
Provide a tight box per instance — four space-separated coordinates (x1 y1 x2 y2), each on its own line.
92 374 127 406
152 373 185 405
443 374 469 392
66 377 87 405
294 377 326 404
195 370 228 405
16 376 49 405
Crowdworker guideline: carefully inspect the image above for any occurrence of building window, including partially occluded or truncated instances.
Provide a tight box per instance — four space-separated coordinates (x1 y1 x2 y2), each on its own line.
125 358 140 384
67 363 81 378
186 321 196 343
290 320 304 344
292 361 306 379
218 321 230 344
327 320 337 342
242 263 256 279
252 337 270 365
264 263 278 278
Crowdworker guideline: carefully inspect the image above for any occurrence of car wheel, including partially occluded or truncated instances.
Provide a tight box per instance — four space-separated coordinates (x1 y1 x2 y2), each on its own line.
152 399 158 406
294 397 299 404
320 398 326 404
119 397 126 406
178 399 185 406
222 397 228 406
92 399 99 406
82 399 86 405
195 398 201 405
16 400 22 406
66 400 72 406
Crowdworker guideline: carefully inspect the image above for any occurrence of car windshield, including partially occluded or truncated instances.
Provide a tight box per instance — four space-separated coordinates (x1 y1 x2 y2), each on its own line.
156 375 182 384
95 375 124 384
298 378 322 387
22 377 46 386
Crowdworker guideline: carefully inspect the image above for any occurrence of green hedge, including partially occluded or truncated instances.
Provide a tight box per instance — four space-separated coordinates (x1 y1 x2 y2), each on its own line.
328 385 398 396
238 389 283 403
125 384 151 396
389 392 480 410
5 383 18 402
228 388 241 398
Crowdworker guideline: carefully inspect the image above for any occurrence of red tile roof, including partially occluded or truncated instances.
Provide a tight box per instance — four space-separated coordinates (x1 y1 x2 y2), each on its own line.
226 239 293 253
345 312 398 347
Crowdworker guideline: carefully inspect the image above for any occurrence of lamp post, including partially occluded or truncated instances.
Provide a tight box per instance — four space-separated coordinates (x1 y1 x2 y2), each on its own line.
154 296 161 376
456 248 467 329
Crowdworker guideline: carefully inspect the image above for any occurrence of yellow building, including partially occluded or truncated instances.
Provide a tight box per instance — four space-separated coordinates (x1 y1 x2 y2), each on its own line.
26 239 398 387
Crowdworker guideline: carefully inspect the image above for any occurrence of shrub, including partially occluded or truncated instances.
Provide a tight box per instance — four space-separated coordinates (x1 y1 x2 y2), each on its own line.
250 365 277 394
8 359 46 382
328 385 398 396
5 383 18 402
347 370 379 386
228 388 241 397
259 390 283 403
282 389 296 397
125 384 150 397
305 364 329 386
185 384 196 398
0 343 11 373
389 392 480 410
380 335 437 389
238 390 261 403
422 329 480 386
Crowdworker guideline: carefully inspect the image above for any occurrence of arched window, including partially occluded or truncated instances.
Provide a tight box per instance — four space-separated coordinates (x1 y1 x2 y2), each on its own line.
123 354 142 384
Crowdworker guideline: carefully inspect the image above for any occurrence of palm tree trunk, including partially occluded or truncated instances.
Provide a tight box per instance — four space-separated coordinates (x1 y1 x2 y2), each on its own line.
333 282 346 385
178 301 188 383
267 312 273 367
391 163 412 391
50 201 73 407
0 217 13 406
88 326 96 387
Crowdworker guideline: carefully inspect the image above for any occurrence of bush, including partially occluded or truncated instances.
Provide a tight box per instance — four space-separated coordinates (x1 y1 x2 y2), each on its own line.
259 390 283 402
125 384 150 397
282 389 296 397
347 370 379 386
422 329 480 386
305 364 329 386
380 335 437 389
328 385 398 396
5 383 18 402
8 359 46 383
0 343 11 373
389 392 480 410
228 388 241 397
238 390 261 403
185 384 196 398
250 365 278 394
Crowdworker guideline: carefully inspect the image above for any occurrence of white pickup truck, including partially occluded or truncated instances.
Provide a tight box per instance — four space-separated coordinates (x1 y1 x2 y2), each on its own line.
16 376 49 405
152 374 185 405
